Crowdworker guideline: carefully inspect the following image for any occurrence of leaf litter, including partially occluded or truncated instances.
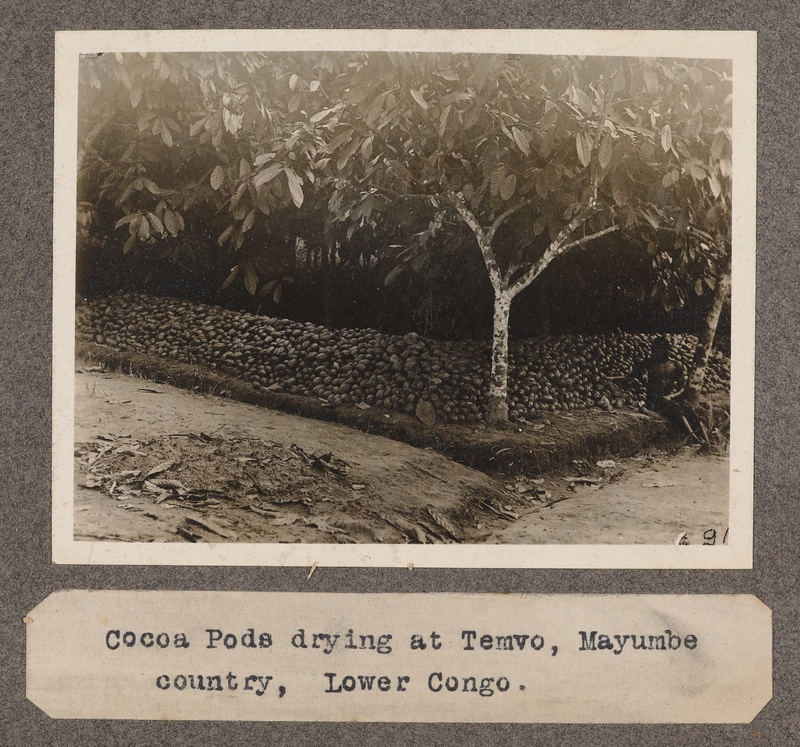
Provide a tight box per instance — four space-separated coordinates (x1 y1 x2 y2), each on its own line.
74 431 390 544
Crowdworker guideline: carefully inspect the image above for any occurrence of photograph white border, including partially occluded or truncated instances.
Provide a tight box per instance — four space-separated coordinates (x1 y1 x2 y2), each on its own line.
53 29 756 568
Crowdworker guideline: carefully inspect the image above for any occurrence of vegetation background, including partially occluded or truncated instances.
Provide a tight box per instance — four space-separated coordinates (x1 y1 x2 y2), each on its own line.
77 50 732 423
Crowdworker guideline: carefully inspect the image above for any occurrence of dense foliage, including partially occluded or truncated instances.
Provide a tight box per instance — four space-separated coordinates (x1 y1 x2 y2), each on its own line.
77 50 732 422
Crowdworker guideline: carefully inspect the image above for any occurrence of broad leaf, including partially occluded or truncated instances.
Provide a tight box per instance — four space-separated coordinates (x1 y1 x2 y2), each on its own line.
433 70 460 82
254 152 277 167
689 163 706 181
660 124 672 153
241 208 256 233
324 128 354 154
708 173 722 198
252 163 284 187
643 68 659 94
163 209 181 237
146 212 164 234
661 169 678 188
576 131 592 168
162 117 181 133
610 176 628 207
490 168 506 197
415 399 436 426
217 224 235 245
512 127 530 157
141 178 161 195
439 105 451 138
310 107 335 123
189 117 206 137
384 264 405 286
136 215 150 240
499 173 517 201
243 265 259 296
210 165 225 191
685 111 703 140
114 212 139 229
284 168 304 208
258 279 279 298
409 88 428 111
222 265 240 289
597 132 612 170
710 131 726 160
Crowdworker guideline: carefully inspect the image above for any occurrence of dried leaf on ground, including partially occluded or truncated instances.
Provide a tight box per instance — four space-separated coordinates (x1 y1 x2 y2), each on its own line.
425 505 460 540
304 515 344 535
151 478 186 490
641 478 680 488
184 516 238 539
289 444 349 475
415 399 437 426
145 460 175 479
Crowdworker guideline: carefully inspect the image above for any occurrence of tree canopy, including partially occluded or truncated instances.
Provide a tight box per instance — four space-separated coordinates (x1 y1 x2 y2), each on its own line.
77 50 733 422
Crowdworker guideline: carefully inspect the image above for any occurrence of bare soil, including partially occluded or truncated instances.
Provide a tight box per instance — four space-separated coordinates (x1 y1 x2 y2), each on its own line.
73 367 729 545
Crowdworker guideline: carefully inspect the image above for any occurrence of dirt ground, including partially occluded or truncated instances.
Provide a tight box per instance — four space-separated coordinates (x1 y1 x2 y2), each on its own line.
73 366 729 546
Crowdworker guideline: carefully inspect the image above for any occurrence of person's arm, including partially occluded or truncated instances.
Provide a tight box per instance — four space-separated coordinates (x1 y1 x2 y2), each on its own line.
606 358 647 383
663 362 686 400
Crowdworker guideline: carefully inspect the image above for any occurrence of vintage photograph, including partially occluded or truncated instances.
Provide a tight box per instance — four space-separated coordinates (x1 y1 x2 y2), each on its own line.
53 30 756 567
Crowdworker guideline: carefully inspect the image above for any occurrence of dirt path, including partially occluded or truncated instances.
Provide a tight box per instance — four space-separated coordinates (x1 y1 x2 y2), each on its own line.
487 449 728 545
73 367 729 545
74 367 515 545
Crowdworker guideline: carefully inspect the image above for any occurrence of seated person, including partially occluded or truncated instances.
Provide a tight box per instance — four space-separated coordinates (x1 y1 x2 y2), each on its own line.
630 336 686 416
612 337 704 441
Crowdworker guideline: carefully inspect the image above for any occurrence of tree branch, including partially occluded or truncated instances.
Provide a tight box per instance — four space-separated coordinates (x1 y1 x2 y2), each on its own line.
487 198 530 242
449 192 504 291
508 204 604 295
368 185 435 202
558 224 619 252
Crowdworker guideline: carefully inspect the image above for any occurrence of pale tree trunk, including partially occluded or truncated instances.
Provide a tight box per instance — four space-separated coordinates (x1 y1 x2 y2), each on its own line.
487 290 513 425
448 191 618 426
684 249 732 408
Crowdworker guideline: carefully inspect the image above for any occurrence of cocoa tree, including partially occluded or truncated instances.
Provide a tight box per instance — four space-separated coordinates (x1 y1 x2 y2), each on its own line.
624 60 732 407
314 53 732 423
77 51 343 302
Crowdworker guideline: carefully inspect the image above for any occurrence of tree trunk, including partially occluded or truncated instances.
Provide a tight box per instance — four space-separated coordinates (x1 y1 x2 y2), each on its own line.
486 290 513 425
684 250 732 408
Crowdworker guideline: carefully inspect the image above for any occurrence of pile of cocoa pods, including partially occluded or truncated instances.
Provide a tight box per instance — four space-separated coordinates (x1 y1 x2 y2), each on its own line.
77 293 730 423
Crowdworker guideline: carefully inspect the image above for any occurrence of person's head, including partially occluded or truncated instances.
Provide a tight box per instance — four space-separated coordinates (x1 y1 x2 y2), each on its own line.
651 336 671 363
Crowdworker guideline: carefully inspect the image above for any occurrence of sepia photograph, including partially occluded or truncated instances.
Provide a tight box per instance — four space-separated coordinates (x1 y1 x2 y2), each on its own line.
53 30 756 567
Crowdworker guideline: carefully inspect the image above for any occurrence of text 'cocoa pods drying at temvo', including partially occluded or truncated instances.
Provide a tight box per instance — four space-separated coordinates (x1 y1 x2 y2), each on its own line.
77 293 731 424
